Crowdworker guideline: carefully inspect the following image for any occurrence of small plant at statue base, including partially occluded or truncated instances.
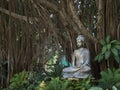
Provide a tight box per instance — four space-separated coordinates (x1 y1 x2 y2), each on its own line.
40 77 73 90
95 35 120 68
71 75 92 90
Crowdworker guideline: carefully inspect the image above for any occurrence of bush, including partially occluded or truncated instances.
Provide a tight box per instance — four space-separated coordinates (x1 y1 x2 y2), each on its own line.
6 71 45 90
98 68 120 89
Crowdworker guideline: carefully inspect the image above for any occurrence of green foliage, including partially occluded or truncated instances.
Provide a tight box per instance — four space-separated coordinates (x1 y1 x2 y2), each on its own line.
46 63 63 78
39 76 93 90
45 52 64 78
112 86 118 90
45 52 63 78
47 51 58 65
6 71 45 90
98 68 120 89
43 77 73 90
6 71 28 90
95 35 120 63
69 76 92 90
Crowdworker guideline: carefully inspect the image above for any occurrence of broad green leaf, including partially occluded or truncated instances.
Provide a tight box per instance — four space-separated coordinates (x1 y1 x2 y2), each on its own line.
100 39 106 46
105 51 111 60
102 46 107 54
111 40 118 43
111 40 120 45
114 56 120 63
112 86 117 90
114 68 120 74
106 35 110 43
107 68 113 76
114 45 120 50
115 82 120 87
98 54 104 62
100 71 108 80
94 55 99 61
111 48 118 56
107 44 111 50
106 69 114 80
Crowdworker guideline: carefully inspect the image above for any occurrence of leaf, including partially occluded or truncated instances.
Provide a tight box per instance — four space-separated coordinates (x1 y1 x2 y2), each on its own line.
99 69 114 89
107 68 113 77
111 48 118 56
114 69 120 82
102 46 107 54
111 40 120 45
115 82 120 87
106 35 110 43
114 45 120 50
100 71 108 81
107 44 111 50
114 68 120 74
99 39 106 46
111 40 118 44
98 54 104 62
94 55 99 61
105 51 111 60
95 53 103 62
114 56 120 63
112 86 117 90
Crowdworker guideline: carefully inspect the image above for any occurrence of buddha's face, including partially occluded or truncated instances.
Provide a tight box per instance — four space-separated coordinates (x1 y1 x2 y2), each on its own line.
77 40 83 47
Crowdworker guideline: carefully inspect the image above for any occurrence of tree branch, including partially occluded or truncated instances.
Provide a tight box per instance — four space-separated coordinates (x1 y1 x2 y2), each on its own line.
68 1 98 43
33 0 59 12
0 7 38 23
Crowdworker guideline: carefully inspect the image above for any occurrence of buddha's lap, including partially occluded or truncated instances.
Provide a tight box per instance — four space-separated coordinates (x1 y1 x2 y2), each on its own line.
63 66 90 73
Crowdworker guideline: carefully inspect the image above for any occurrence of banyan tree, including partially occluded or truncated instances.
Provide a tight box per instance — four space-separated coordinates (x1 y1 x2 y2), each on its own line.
0 0 120 88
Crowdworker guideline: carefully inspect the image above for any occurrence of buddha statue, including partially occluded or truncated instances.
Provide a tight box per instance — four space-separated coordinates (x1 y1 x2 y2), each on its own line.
62 35 91 78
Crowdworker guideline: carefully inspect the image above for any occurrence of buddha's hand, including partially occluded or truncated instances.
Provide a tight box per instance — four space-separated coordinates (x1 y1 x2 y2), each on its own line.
80 64 85 69
72 65 76 68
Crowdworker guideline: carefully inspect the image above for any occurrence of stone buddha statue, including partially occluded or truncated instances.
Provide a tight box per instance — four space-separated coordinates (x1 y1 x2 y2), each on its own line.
62 35 91 78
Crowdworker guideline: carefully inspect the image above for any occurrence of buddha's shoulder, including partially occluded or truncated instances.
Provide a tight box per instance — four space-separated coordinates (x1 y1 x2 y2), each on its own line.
83 48 89 51
74 48 89 52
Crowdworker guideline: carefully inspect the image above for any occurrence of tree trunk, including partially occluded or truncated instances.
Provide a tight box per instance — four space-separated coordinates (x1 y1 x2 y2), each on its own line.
97 0 120 70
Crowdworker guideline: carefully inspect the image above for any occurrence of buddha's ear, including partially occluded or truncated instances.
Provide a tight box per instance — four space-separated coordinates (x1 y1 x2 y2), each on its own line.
81 40 85 46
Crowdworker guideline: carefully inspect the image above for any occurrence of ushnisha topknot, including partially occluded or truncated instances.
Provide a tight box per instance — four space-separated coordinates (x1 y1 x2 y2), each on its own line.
76 35 85 42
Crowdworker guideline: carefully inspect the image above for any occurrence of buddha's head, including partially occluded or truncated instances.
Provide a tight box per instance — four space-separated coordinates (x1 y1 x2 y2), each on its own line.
76 35 85 47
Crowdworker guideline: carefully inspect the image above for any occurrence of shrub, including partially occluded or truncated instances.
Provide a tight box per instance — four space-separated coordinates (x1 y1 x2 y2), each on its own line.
95 35 120 68
98 68 120 89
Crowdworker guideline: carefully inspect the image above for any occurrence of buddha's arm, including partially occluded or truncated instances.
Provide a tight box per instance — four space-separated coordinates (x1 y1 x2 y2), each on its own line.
83 50 90 66
72 53 75 67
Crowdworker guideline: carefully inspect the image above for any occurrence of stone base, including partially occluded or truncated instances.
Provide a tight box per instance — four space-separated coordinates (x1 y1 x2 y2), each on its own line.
63 73 90 78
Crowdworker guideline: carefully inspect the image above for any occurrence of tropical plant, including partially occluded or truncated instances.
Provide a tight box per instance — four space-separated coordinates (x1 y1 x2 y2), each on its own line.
70 75 92 90
98 68 120 89
41 77 73 90
0 0 120 87
6 71 43 90
6 71 28 90
48 64 63 78
95 35 120 68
